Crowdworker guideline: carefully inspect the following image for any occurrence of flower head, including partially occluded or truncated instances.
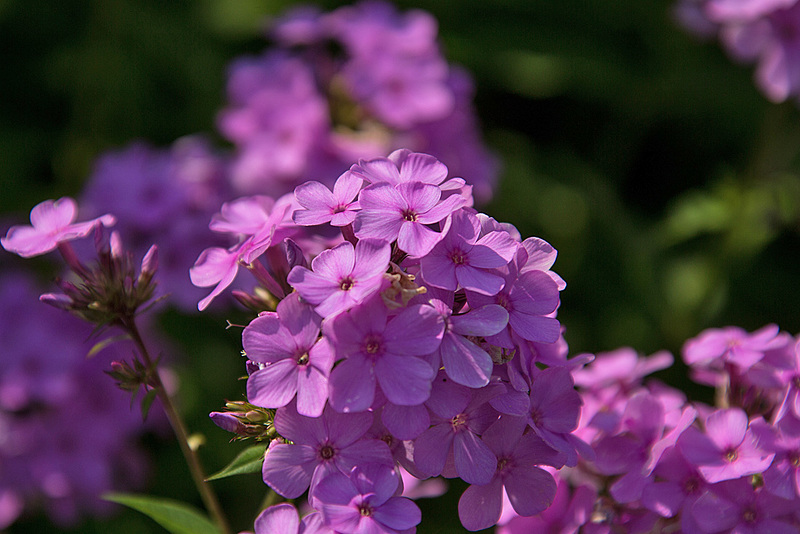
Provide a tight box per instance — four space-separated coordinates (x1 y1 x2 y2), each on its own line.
2 198 115 258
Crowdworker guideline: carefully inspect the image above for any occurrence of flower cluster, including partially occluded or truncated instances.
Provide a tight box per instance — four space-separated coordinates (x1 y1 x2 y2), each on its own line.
219 0 497 202
0 272 151 528
497 326 800 533
69 1 496 315
204 150 586 532
675 0 800 103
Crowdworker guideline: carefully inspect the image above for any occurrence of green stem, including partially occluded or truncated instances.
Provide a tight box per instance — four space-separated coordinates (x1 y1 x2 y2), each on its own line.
123 317 232 534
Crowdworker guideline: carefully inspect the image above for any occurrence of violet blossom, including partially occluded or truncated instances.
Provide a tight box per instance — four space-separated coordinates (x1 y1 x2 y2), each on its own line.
244 293 333 417
287 238 391 318
1 197 115 258
324 296 443 412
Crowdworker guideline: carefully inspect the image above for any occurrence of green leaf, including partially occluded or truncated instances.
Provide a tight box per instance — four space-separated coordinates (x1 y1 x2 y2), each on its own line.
205 444 266 481
103 493 221 534
140 388 158 421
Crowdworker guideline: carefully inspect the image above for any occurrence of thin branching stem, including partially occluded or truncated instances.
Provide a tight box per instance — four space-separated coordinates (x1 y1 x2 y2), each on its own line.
123 316 232 534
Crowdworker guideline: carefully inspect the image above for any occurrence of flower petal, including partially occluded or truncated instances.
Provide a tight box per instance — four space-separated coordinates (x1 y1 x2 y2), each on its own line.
440 334 493 388
457 478 503 531
328 355 376 413
247 361 298 409
376 354 435 406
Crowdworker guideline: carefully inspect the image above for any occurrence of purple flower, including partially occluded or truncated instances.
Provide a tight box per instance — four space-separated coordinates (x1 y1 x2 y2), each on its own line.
287 238 390 318
261 403 393 499
219 51 330 196
293 171 363 227
413 382 501 485
641 446 709 520
466 247 561 347
244 293 333 417
191 194 295 311
773 339 800 421
251 504 332 534
689 478 798 533
325 297 443 411
420 209 518 295
315 464 421 534
457 416 564 531
497 480 595 534
2 198 115 258
762 416 800 499
429 298 508 388
350 149 450 187
355 180 466 257
678 408 775 484
0 274 151 527
525 368 584 466
683 324 784 375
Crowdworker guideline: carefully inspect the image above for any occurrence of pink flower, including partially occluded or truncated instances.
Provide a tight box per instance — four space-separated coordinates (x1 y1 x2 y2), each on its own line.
2 197 115 258
287 238 390 318
293 172 362 227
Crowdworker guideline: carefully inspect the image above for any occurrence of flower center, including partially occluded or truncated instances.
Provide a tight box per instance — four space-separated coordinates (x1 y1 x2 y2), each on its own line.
363 334 383 357
683 476 700 495
742 508 757 524
497 455 512 475
402 209 418 222
724 448 738 463
530 408 543 427
358 502 374 517
296 351 309 366
789 451 800 468
496 292 512 312
451 413 468 431
449 249 467 265
339 276 355 291
319 444 335 460
792 375 800 390
333 204 347 214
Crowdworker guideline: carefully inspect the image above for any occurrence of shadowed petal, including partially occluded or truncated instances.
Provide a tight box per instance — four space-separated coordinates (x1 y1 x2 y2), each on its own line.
458 478 503 531
414 424 455 477
440 334 493 388
329 355 376 413
376 354 435 405
373 497 422 530
505 466 557 517
262 442 317 499
384 304 444 355
451 305 509 337
454 430 497 485
382 403 430 440
456 265 505 295
247 361 298 409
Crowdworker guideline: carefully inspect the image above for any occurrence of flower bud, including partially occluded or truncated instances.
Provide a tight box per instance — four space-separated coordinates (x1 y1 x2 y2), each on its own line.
39 292 74 311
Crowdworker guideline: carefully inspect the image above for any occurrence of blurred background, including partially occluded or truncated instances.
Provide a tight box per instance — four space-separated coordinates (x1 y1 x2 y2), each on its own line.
2 0 800 532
